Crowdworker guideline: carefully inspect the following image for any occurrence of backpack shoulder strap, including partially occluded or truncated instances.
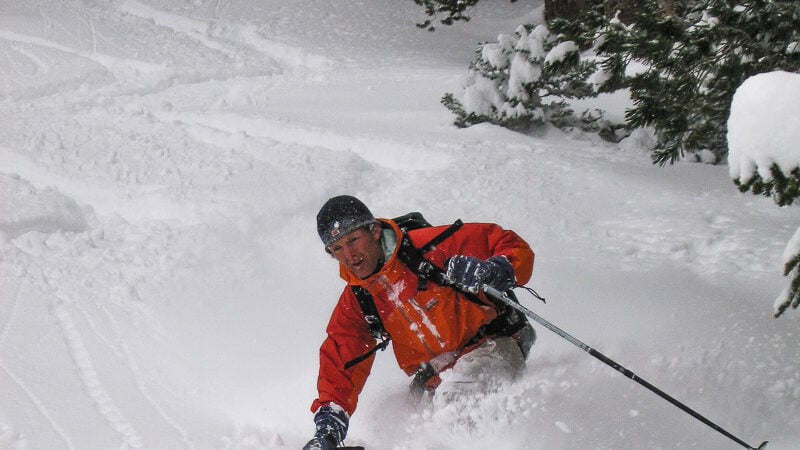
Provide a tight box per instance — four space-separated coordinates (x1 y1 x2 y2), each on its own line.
352 285 386 341
397 219 463 288
343 286 390 370
417 219 463 254
398 220 487 308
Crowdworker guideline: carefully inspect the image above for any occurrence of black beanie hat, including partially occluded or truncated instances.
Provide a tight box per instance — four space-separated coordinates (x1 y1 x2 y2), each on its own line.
316 195 376 247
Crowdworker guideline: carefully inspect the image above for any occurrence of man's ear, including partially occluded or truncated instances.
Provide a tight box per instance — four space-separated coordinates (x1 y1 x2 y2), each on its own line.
370 222 382 239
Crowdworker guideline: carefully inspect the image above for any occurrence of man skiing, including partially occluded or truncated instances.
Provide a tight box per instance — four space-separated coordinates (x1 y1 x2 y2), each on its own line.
303 195 536 450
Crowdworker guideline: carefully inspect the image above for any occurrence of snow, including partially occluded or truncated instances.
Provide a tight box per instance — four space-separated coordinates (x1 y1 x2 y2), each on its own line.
463 75 505 118
1 1 798 449
727 70 800 183
544 41 578 66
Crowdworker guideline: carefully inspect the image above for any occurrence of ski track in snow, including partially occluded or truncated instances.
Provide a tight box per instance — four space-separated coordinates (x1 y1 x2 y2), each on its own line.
1 359 74 449
1 1 799 449
0 276 73 450
0 277 22 350
69 288 196 449
51 292 144 448
0 27 172 87
118 0 331 71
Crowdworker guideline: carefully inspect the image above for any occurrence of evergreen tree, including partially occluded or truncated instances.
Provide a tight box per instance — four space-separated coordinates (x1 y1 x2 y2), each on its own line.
776 222 800 317
623 0 800 165
734 161 800 314
441 24 599 132
718 1 800 316
440 0 799 165
732 161 800 318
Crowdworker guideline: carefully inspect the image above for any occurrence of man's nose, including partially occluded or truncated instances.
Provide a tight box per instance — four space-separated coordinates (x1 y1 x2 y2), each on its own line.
342 246 358 262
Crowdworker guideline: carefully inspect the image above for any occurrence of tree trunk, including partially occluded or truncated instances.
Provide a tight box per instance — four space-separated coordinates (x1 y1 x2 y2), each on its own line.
544 0 600 22
544 0 675 23
659 0 676 15
606 0 642 22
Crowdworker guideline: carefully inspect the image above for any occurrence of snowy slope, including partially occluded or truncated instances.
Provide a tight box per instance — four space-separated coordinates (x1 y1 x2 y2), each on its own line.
1 1 797 449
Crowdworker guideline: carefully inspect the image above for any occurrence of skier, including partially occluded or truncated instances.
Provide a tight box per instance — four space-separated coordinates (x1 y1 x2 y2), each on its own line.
303 195 536 450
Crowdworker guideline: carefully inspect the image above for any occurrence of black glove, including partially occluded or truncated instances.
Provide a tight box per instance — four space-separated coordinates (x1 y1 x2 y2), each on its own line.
445 255 516 293
302 404 349 450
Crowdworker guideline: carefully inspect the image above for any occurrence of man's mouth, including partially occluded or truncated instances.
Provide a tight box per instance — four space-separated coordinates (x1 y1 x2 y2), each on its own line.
351 257 364 268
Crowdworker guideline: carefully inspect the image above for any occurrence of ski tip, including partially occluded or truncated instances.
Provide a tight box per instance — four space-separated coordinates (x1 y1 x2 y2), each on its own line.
755 441 769 450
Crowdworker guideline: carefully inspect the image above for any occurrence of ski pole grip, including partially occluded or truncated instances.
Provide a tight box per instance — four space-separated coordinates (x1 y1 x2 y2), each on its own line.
481 284 508 304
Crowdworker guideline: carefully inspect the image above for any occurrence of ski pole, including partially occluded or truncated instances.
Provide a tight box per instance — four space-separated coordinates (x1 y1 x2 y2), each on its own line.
480 284 769 450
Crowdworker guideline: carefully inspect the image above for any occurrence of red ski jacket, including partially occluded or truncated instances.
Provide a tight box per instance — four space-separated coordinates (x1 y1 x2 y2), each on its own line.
311 218 534 415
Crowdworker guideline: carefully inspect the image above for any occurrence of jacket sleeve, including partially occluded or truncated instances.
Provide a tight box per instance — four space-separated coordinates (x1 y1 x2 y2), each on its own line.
412 222 534 286
481 223 535 286
311 287 377 416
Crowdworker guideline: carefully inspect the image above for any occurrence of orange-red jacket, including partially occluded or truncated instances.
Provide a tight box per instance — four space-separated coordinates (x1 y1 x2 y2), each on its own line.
311 219 534 415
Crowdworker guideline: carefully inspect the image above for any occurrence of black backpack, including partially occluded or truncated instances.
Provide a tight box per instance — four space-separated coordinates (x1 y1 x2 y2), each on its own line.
343 213 532 370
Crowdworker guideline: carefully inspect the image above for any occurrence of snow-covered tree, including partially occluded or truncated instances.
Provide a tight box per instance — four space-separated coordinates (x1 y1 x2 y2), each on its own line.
441 23 601 132
728 71 800 317
444 0 799 165
623 0 800 165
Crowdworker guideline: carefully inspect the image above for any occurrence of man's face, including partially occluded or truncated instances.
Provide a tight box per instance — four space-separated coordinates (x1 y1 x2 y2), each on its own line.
327 225 384 279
